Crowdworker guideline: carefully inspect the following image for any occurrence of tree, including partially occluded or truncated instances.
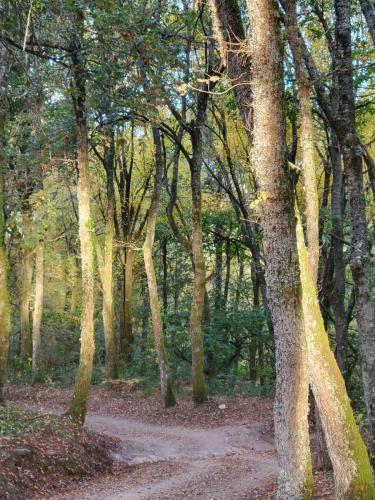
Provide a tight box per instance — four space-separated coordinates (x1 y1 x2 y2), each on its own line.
143 127 176 407
0 44 11 403
31 240 44 384
245 0 313 495
67 5 95 423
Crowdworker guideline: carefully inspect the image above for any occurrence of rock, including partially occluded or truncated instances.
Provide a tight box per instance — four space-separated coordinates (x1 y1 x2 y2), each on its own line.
218 404 226 410
13 448 33 458
3 448 33 466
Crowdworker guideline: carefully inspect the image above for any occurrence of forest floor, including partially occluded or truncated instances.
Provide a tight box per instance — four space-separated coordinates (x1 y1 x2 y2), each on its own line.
4 384 335 499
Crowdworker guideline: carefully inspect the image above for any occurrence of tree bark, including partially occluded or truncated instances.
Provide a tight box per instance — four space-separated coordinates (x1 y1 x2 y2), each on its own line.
68 7 95 424
246 1 313 496
143 128 176 407
359 0 375 47
284 0 332 472
96 128 117 380
189 124 208 404
20 209 33 360
296 210 375 499
0 45 11 403
213 229 223 311
121 247 134 362
69 255 79 327
335 0 375 443
32 241 44 385
329 132 347 374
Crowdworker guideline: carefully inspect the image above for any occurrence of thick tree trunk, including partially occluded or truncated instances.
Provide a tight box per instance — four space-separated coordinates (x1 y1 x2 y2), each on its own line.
335 0 375 443
0 46 11 403
32 241 44 385
296 211 375 499
68 11 95 423
246 1 313 496
143 128 176 407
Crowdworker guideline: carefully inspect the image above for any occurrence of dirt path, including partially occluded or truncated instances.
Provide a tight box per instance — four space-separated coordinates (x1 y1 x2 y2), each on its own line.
49 413 277 499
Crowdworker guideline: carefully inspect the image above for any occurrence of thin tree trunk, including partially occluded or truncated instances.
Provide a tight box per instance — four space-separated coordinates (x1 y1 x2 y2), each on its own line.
213 230 223 311
143 128 176 407
359 0 375 47
162 240 168 316
223 238 231 308
20 210 33 360
335 0 375 443
69 256 79 327
96 128 117 380
32 241 44 385
189 133 207 403
122 246 134 362
0 46 11 403
246 1 313 496
68 8 95 423
329 132 347 374
296 210 375 498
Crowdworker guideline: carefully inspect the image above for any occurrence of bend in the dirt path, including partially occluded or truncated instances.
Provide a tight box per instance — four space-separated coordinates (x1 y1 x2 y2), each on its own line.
49 413 277 499
87 414 273 465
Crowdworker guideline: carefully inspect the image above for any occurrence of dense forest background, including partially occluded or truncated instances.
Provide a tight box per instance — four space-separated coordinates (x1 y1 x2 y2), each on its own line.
0 0 375 497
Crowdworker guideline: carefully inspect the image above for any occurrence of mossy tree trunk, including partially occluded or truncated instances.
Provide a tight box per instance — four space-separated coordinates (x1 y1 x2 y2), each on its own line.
189 110 209 404
143 128 176 407
31 240 44 385
0 46 11 404
296 209 375 499
20 209 33 360
246 1 313 496
68 6 95 424
284 0 332 472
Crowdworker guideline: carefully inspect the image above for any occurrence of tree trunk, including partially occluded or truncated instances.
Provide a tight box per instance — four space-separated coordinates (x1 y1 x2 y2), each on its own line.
296 210 375 498
143 128 176 407
213 229 223 311
223 238 231 308
69 256 79 327
32 241 44 385
189 123 208 404
162 240 168 316
359 0 375 47
246 1 313 496
20 210 33 360
68 10 95 423
121 246 134 362
284 0 332 472
0 46 11 403
96 128 117 380
329 132 347 374
335 0 375 443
